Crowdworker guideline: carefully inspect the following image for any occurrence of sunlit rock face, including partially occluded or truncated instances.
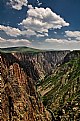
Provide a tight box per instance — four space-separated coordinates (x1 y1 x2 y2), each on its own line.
1 53 51 121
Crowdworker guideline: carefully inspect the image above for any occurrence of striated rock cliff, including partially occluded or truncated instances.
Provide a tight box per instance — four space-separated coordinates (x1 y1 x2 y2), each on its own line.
1 53 51 121
12 51 70 80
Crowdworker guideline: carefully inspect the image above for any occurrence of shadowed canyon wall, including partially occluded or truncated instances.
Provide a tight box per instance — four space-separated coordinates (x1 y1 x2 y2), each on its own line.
12 51 70 80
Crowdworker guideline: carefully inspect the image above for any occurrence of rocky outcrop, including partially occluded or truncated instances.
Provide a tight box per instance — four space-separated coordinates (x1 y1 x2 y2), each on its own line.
1 53 51 121
12 51 70 80
63 50 80 63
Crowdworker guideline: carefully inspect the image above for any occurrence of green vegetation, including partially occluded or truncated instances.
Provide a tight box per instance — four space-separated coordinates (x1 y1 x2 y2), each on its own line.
38 56 80 121
0 46 44 53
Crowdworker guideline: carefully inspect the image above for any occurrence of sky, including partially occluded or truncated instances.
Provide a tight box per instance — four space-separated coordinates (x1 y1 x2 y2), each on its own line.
0 0 80 50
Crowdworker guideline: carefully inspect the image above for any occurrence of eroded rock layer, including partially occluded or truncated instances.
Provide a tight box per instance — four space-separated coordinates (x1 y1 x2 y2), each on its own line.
1 53 51 121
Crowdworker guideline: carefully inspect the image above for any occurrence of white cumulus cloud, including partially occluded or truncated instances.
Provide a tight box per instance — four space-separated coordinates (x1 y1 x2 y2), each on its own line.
45 38 65 43
0 37 31 48
20 6 69 36
8 0 28 10
0 6 69 38
0 25 37 37
0 25 21 37
45 38 80 44
44 38 80 50
22 29 37 37
65 31 80 41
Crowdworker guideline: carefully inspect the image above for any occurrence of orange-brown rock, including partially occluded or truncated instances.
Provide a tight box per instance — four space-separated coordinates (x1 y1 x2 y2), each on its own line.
1 53 51 121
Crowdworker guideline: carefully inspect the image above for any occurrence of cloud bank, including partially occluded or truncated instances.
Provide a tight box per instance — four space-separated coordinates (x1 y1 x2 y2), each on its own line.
0 3 79 50
0 25 36 37
0 25 21 37
0 5 69 38
44 38 80 50
0 37 31 48
65 31 80 41
45 38 79 43
20 6 69 36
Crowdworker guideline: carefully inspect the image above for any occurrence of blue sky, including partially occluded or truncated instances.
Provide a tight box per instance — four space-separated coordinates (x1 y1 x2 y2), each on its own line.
0 0 80 50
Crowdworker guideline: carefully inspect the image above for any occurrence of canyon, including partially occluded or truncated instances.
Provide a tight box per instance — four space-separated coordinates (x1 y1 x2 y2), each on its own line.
0 47 80 121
